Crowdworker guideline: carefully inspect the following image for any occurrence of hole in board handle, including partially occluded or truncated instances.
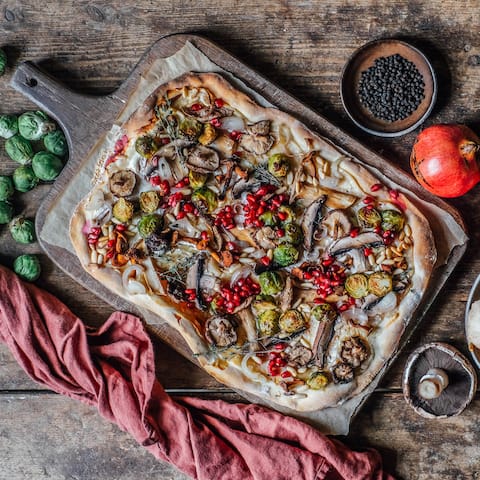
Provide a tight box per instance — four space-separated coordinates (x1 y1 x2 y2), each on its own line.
25 77 38 87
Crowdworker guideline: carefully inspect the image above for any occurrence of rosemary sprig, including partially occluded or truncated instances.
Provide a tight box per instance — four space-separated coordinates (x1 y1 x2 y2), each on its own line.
252 164 281 187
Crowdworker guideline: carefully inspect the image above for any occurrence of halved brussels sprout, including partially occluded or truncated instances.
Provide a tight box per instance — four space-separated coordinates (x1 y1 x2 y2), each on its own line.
306 371 329 390
0 48 6 76
368 272 392 297
5 134 34 165
311 303 337 323
258 271 284 295
273 243 299 267
18 111 56 140
252 297 277 314
191 187 218 213
32 152 63 181
381 210 405 232
0 201 13 224
279 309 306 334
139 191 160 213
43 130 68 157
112 198 134 223
9 216 35 244
179 118 203 140
135 136 158 158
0 175 14 201
137 213 164 238
257 309 280 336
345 273 369 299
188 170 208 189
198 123 217 145
13 254 41 282
267 153 290 178
357 206 382 228
0 114 18 139
12 166 39 192
281 222 303 245
259 211 277 227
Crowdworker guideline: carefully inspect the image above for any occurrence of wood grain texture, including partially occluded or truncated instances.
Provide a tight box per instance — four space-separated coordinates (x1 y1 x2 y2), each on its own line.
1 0 480 478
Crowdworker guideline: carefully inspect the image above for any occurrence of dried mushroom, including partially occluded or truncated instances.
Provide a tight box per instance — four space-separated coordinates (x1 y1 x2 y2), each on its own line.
109 170 137 197
205 316 237 348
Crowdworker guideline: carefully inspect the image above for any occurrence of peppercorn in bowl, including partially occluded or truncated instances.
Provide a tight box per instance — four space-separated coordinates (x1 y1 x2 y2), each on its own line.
340 39 437 137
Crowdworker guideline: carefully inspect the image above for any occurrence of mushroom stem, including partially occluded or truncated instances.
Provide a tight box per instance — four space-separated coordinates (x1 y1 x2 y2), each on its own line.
418 368 449 399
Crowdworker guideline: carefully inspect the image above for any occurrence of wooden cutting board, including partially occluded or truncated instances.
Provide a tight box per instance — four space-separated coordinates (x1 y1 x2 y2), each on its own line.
10 33 467 426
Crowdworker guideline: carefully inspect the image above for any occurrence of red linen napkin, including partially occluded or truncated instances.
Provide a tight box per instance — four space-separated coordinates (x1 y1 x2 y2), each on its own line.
0 264 395 480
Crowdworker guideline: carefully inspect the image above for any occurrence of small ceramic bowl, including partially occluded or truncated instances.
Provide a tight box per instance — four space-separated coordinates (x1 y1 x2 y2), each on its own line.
465 273 480 369
340 38 437 137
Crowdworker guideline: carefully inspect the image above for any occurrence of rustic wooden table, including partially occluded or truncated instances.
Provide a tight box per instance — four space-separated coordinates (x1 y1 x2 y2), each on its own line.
1 1 479 479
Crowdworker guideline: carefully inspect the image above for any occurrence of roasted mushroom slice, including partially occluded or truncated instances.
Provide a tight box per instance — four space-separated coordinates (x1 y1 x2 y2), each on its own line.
109 170 136 197
239 133 274 155
340 336 369 368
245 120 270 136
186 254 207 311
205 316 237 348
255 226 277 250
284 343 313 368
311 304 337 368
237 307 259 352
322 209 352 240
332 362 354 383
232 176 262 198
329 232 383 256
186 145 220 173
302 195 327 252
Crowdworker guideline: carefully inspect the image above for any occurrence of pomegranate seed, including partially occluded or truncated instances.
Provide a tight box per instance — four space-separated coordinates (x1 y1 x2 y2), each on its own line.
350 228 359 238
383 229 392 238
371 183 383 192
184 203 194 213
260 256 271 266
88 239 97 245
161 138 170 145
214 98 225 108
256 186 270 197
322 257 334 267
176 211 186 219
348 296 356 305
269 351 279 359
107 239 115 248
257 206 265 215
150 175 161 186
314 297 325 304
339 304 349 312
303 271 313 280
90 227 101 235
247 194 256 203
106 250 114 259
276 228 285 238
277 211 288 221
226 241 236 251
281 371 292 378
200 231 209 241
363 196 374 204
389 189 399 200
210 118 221 128
116 224 126 232
274 343 286 350
363 247 372 257
190 103 203 111
366 205 374 211
374 226 382 234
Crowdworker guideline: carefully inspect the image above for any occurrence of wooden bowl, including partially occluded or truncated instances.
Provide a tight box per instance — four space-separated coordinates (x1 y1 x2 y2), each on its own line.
340 39 437 137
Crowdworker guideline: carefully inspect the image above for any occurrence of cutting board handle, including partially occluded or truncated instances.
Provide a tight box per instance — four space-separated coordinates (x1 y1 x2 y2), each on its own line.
11 61 119 155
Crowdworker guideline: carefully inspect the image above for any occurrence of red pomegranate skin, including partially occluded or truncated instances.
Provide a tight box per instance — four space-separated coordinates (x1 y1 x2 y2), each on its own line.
410 124 480 198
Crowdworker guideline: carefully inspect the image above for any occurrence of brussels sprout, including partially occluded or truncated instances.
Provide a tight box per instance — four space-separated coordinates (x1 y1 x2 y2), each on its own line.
278 205 296 223
311 303 337 323
268 153 290 178
179 118 202 140
306 371 329 390
258 271 284 295
12 166 39 192
0 175 14 201
0 201 13 224
368 272 392 297
252 297 277 314
135 135 158 158
281 222 303 245
43 130 68 157
113 198 134 223
32 152 63 181
191 187 218 213
259 211 277 227
0 114 18 139
13 254 41 282
138 213 163 238
381 209 405 232
273 243 299 267
9 216 35 244
0 48 6 76
279 309 306 334
139 190 160 213
18 111 56 140
5 134 34 165
257 309 280 336
357 206 382 228
345 273 369 299
198 123 217 145
188 170 208 189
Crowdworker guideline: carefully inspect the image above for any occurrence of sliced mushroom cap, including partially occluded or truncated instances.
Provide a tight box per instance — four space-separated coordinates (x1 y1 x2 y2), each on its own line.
340 336 369 368
186 145 220 173
109 170 136 197
205 316 237 348
302 195 327 251
322 209 352 240
280 275 294 312
186 254 207 311
236 307 259 352
239 134 274 155
245 120 270 136
255 226 277 250
284 343 313 368
329 232 383 256
231 176 262 199
363 291 397 316
332 362 354 383
312 314 336 368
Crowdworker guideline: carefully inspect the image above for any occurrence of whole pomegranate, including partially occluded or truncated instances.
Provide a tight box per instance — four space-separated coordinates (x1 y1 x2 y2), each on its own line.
410 124 480 198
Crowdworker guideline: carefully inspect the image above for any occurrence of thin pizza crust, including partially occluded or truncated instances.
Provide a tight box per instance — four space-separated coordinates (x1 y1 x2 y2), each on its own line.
70 72 437 411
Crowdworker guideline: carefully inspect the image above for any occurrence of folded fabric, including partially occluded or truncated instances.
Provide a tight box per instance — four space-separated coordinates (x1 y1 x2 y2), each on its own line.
0 265 395 480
